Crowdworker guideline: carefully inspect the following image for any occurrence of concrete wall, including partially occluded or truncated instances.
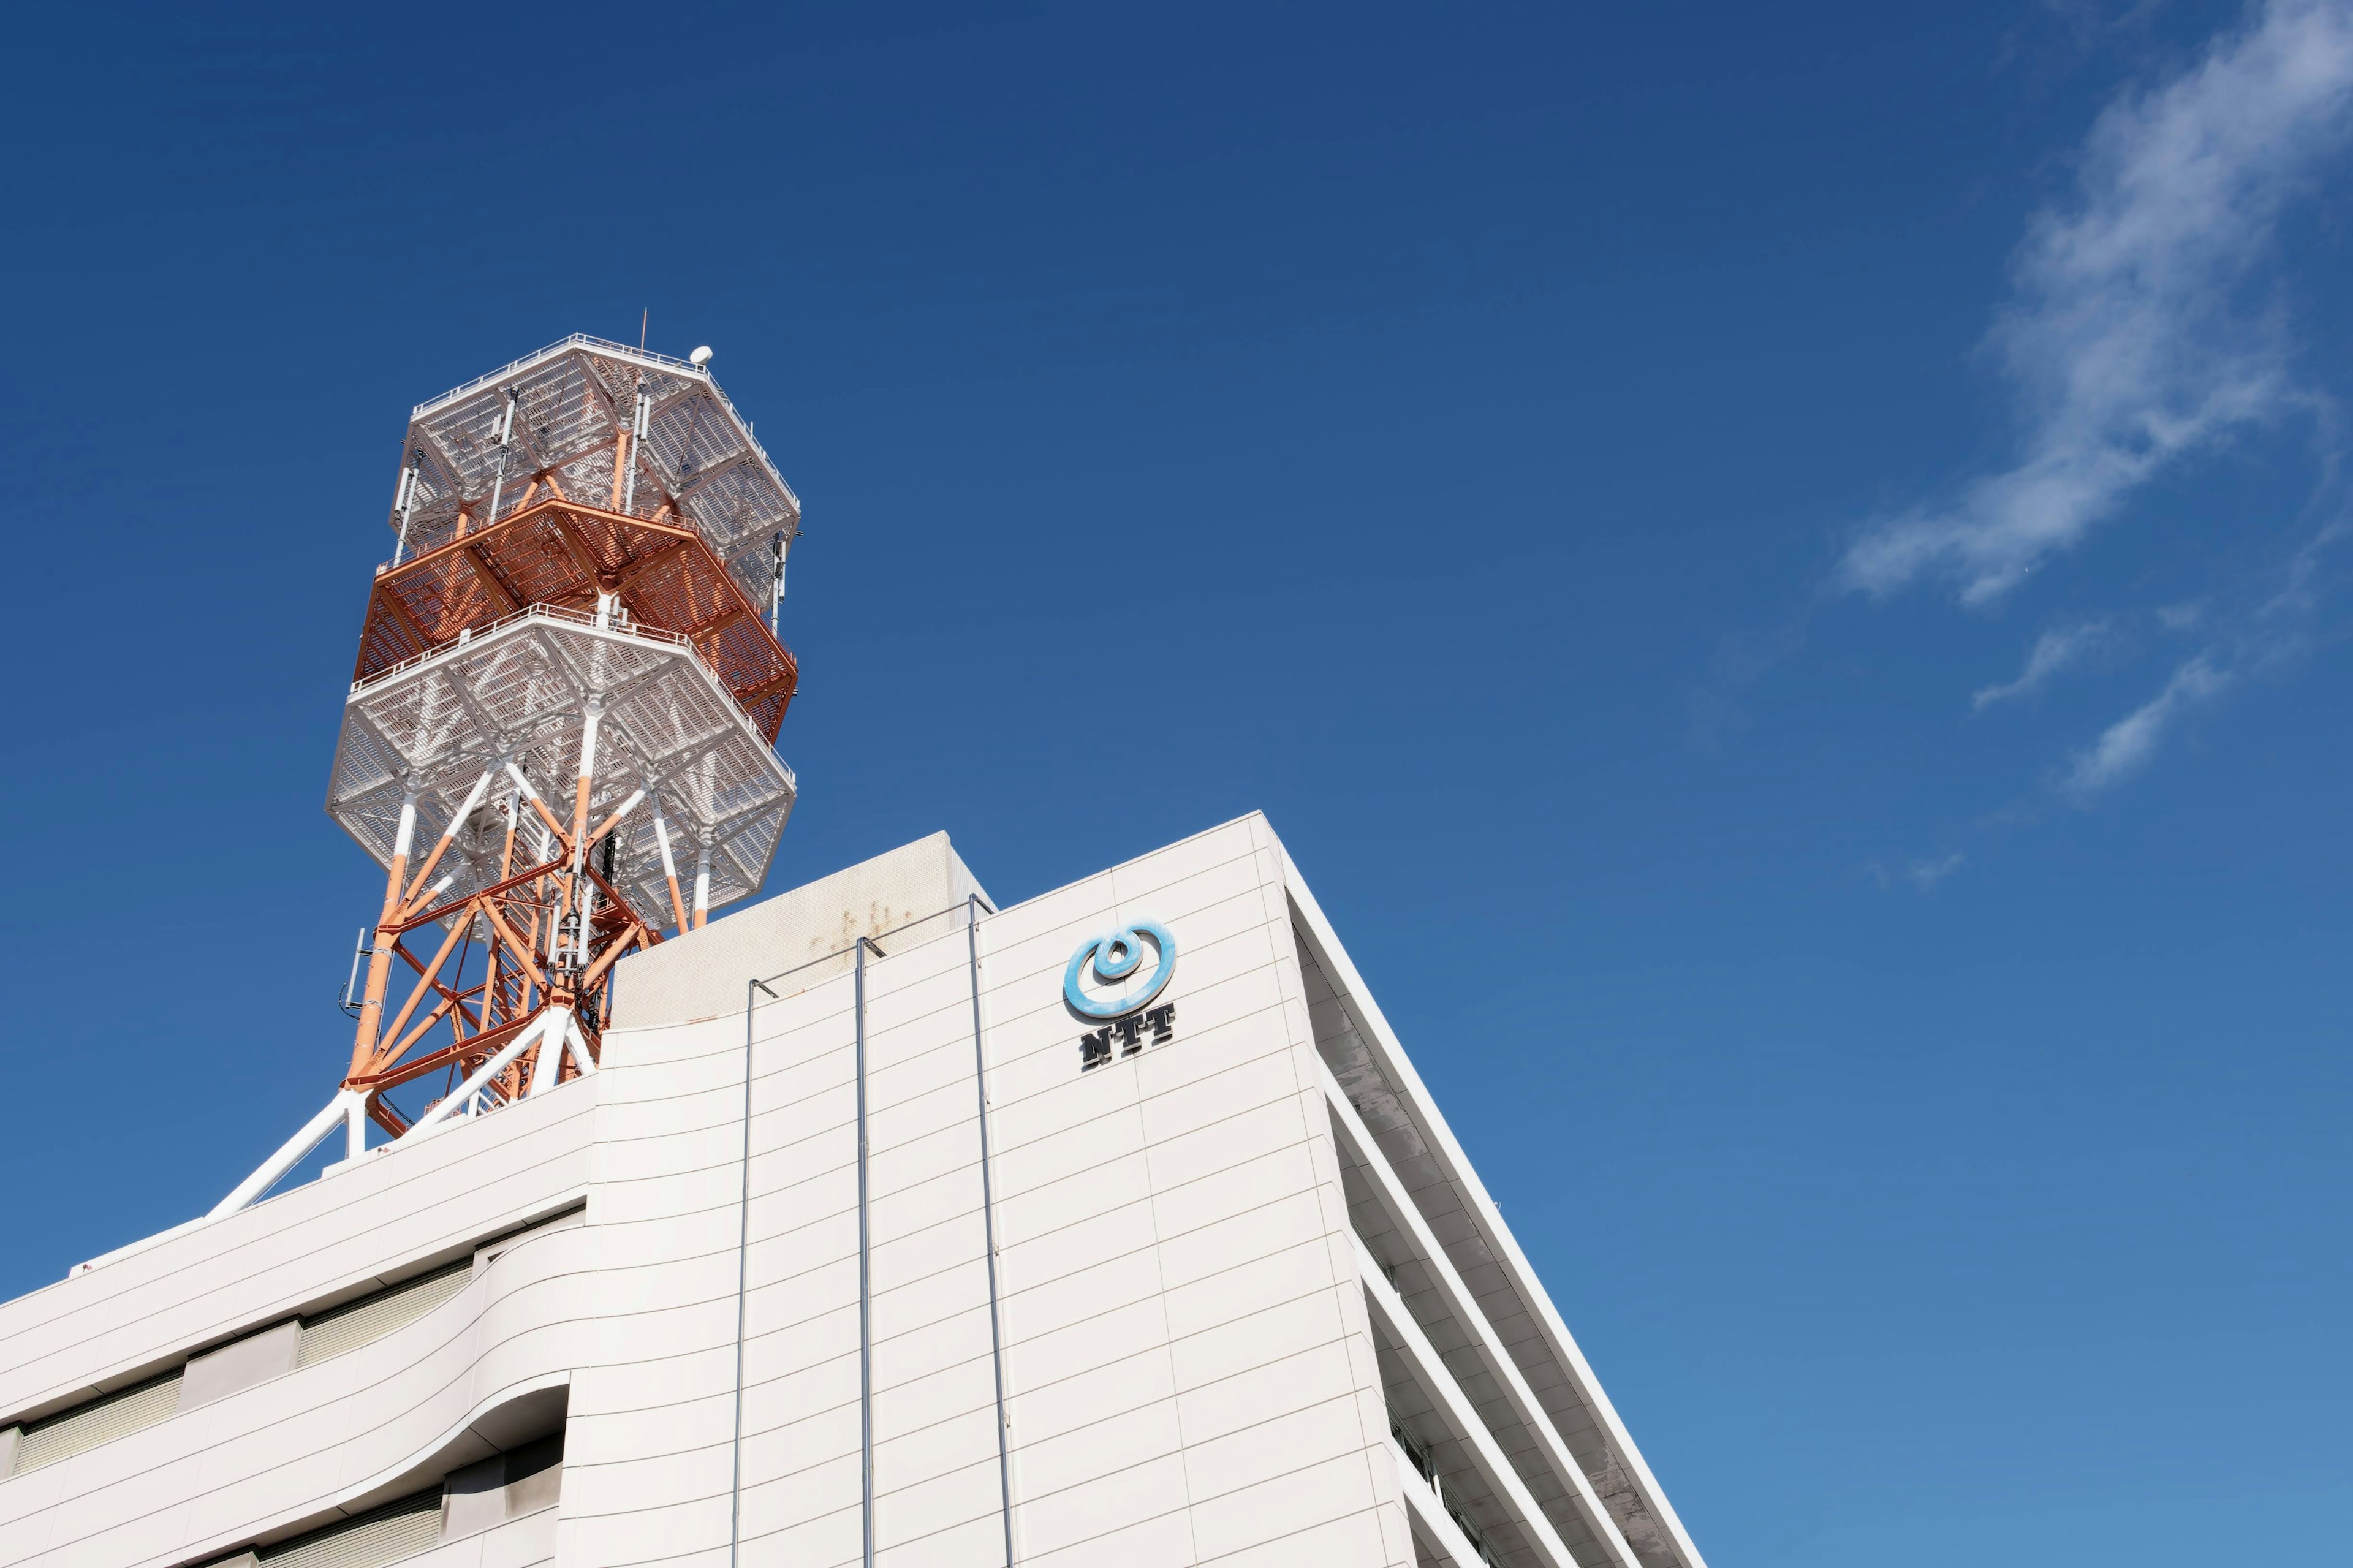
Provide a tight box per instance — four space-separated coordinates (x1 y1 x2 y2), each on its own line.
0 1082 596 1568
571 811 1406 1567
610 831 990 1031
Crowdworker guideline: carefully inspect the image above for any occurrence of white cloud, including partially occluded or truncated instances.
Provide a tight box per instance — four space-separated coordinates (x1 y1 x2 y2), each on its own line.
2062 654 2230 797
1841 0 2353 605
1908 852 1968 890
1972 619 2113 708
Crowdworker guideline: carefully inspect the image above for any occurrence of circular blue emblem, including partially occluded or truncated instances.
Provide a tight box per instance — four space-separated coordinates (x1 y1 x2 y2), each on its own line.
1064 920 1178 1019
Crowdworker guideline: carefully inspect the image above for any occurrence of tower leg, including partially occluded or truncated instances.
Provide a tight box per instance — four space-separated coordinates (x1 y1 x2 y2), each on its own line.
347 784 420 1081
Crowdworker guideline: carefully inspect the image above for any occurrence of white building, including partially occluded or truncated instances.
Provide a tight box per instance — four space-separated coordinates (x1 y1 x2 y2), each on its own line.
0 816 1707 1568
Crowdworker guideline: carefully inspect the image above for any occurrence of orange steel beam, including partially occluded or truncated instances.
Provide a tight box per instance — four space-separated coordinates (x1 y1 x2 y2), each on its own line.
680 601 755 643
517 789 574 858
357 499 795 706
395 792 484 917
379 987 468 1073
608 420 633 509
363 588 438 675
473 899 546 993
457 542 521 614
346 792 420 1080
544 509 607 583
381 498 694 584
735 668 800 705
584 796 644 850
368 913 473 1072
568 706 600 874
366 1097 414 1138
584 863 653 933
396 855 565 933
575 922 649 993
350 1010 531 1093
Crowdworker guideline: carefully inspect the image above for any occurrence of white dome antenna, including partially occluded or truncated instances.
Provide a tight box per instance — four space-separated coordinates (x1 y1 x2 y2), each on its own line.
688 345 714 368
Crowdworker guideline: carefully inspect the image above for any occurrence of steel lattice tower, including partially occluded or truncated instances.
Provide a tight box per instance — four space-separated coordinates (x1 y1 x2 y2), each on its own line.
216 336 801 1214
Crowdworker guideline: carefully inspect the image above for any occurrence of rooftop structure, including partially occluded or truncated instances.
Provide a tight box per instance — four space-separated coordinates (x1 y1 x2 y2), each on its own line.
216 337 801 1219
0 339 1715 1568
2 820 1711 1568
387 335 801 608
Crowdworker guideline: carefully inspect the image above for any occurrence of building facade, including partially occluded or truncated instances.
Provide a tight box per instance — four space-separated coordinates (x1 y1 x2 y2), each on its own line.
0 815 1705 1568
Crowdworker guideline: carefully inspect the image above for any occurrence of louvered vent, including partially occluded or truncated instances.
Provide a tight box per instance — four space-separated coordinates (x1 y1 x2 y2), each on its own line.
296 1261 471 1368
9 1373 182 1475
258 1491 441 1568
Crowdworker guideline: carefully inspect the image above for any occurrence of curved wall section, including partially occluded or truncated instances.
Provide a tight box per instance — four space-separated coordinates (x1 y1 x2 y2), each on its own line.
0 1080 600 1568
1 1219 594 1568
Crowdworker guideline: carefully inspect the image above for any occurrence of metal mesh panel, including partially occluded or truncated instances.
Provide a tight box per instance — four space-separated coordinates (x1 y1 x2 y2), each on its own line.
694 614 784 698
722 541 776 608
714 805 788 901
355 501 794 743
627 545 732 637
330 720 403 806
10 1373 183 1474
466 635 569 732
392 338 799 569
509 360 607 474
555 445 617 510
553 629 671 697
689 455 796 539
606 669 730 766
295 1261 471 1368
489 520 586 608
329 612 797 919
644 392 745 497
385 553 494 643
566 507 632 569
356 604 429 673
257 1490 442 1568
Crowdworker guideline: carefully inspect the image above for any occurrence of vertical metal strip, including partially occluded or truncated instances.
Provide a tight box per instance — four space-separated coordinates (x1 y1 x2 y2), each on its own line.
733 977 771 1568
966 896 1015 1567
855 940 875 1568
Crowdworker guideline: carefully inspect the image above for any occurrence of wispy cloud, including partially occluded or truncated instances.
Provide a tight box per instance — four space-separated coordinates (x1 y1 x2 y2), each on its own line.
2061 654 2230 797
1868 851 1971 892
1841 0 2353 606
1908 852 1968 890
1973 619 2115 708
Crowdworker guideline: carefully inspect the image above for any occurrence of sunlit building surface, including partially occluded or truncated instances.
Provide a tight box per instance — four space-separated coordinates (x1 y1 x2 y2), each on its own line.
0 819 1706 1568
0 341 1705 1568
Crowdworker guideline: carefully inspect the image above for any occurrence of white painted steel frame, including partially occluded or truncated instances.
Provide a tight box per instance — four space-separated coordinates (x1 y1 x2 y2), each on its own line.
388 335 800 609
327 608 797 931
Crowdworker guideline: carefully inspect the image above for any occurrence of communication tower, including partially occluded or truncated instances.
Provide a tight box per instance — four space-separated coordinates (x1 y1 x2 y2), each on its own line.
214 335 801 1216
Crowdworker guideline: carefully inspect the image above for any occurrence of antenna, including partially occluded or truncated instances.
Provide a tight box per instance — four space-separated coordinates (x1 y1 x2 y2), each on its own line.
639 308 648 351
621 378 651 513
689 345 713 368
770 529 786 637
390 454 422 566
483 387 522 523
211 335 808 1218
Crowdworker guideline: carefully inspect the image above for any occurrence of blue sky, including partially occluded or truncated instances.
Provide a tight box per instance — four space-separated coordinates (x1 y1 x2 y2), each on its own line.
4 2 2351 1561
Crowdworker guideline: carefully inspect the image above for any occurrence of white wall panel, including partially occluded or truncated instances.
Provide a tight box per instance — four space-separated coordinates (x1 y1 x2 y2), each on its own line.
3 811 1712 1568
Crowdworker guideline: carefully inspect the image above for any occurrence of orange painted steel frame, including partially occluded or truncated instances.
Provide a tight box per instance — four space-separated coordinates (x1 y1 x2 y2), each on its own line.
338 491 792 1137
355 494 798 740
343 791 659 1135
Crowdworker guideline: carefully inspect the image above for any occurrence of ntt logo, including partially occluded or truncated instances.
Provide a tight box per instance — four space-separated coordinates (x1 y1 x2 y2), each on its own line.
1066 920 1178 1072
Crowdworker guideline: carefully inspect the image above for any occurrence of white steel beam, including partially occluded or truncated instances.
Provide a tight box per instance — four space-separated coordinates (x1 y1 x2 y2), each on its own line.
210 1089 366 1219
404 1009 554 1137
